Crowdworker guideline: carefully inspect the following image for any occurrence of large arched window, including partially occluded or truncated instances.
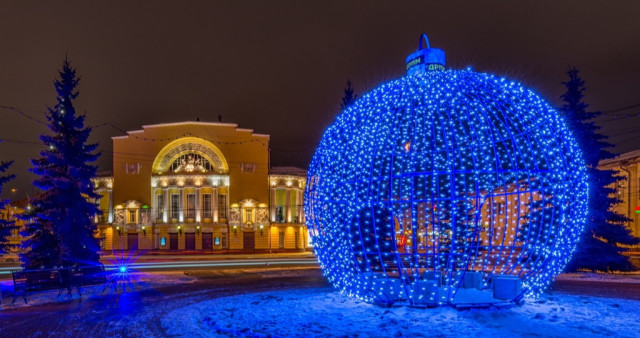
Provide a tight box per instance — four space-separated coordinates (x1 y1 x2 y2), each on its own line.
152 137 229 174
170 153 214 173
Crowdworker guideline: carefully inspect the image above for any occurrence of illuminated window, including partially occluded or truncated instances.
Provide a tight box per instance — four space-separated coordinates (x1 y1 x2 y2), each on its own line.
245 208 253 224
276 206 284 223
218 194 227 219
170 153 213 173
171 194 179 219
128 209 137 224
202 194 212 218
156 195 164 220
186 194 196 218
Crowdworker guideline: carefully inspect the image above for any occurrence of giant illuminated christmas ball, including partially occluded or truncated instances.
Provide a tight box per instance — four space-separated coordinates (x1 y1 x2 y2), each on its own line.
304 34 588 307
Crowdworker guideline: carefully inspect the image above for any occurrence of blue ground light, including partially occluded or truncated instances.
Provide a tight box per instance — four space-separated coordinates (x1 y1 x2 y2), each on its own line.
304 34 588 307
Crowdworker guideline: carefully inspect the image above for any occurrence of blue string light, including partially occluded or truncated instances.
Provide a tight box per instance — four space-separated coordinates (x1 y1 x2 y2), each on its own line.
305 35 588 306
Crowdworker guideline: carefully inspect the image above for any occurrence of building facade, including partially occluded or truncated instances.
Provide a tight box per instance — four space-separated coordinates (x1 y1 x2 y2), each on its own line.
0 200 27 262
94 121 308 253
598 150 640 240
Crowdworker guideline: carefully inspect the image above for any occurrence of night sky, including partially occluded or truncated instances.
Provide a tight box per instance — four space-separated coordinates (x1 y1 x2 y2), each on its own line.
1 1 640 199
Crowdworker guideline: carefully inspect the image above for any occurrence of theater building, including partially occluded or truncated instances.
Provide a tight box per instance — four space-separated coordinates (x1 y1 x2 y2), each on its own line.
93 121 308 253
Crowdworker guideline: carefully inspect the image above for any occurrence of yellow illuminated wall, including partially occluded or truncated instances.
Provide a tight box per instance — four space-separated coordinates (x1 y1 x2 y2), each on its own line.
112 122 270 206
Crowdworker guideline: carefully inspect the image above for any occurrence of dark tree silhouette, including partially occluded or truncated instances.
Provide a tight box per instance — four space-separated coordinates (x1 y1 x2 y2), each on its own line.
20 58 101 269
341 79 358 110
0 143 16 255
561 66 638 272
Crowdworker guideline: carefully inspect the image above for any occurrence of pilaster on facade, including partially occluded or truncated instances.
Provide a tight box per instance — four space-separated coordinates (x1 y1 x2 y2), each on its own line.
179 187 184 222
195 187 201 223
213 187 219 222
163 188 169 223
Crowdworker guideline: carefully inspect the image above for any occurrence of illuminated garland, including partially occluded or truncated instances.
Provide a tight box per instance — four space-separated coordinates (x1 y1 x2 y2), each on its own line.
305 36 588 307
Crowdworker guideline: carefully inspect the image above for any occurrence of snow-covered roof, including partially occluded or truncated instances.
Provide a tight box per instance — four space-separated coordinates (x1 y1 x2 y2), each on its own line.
599 149 640 167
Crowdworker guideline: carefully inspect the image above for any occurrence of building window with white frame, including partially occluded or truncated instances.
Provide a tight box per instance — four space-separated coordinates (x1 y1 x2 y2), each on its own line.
202 194 212 218
128 209 137 224
157 194 164 220
171 194 179 219
186 193 196 219
218 194 227 219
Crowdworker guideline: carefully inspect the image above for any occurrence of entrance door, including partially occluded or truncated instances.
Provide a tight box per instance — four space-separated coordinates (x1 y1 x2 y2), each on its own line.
127 233 138 251
169 233 178 250
295 230 300 249
243 231 255 249
279 231 285 249
202 233 213 250
185 233 196 250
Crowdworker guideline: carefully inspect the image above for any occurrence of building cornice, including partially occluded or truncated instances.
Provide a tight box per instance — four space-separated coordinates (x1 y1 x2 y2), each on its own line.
110 121 271 140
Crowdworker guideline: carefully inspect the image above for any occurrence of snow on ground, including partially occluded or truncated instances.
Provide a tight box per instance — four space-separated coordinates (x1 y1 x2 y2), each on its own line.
2 269 640 336
0 270 198 309
163 287 640 337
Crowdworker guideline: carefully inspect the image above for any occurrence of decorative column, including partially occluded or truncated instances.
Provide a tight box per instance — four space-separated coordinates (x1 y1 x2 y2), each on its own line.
270 188 277 222
285 189 291 223
179 187 184 222
108 190 114 223
213 188 219 223
297 189 303 223
163 188 169 223
195 187 201 223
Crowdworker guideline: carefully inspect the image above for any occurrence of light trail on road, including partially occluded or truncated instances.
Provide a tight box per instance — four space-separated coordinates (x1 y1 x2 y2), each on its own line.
105 259 319 270
0 258 319 275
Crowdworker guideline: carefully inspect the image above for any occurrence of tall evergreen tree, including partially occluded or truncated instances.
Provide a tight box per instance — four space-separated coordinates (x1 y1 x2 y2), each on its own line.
20 58 101 269
0 143 16 255
340 79 358 110
561 66 639 272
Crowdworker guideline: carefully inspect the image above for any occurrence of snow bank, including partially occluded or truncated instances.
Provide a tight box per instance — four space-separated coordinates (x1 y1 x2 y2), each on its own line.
163 287 640 337
557 272 640 284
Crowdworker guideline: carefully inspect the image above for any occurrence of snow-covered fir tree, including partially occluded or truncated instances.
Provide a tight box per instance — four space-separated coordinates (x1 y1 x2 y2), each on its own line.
0 143 16 255
20 58 101 269
561 66 639 271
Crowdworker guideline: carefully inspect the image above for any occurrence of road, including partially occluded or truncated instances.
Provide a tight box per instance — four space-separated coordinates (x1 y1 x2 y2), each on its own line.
0 253 319 278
